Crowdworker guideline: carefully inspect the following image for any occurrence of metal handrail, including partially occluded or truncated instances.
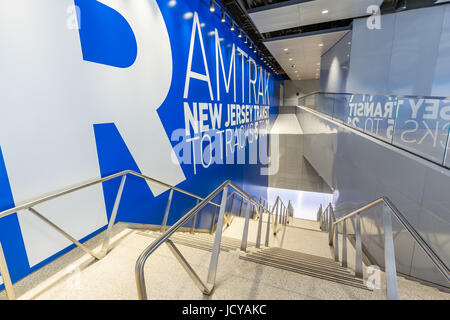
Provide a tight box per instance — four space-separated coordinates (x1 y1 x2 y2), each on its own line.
326 197 450 299
0 170 221 220
0 169 228 300
298 90 450 101
271 196 288 234
0 167 287 300
318 202 333 231
135 179 274 299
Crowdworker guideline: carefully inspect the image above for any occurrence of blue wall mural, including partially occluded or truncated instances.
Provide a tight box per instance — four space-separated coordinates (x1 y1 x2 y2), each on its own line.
0 0 282 289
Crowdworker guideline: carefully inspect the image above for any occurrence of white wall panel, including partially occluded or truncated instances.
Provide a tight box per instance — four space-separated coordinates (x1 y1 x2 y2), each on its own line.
0 0 184 266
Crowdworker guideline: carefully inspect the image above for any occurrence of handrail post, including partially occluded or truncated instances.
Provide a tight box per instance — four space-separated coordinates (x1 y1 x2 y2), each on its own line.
342 221 347 268
287 200 291 224
279 203 283 224
240 201 252 252
265 211 271 247
207 186 228 287
318 204 323 226
284 207 287 225
325 206 329 231
101 175 126 257
355 215 363 278
229 193 235 215
334 223 339 262
383 204 399 300
160 188 173 233
238 198 243 217
274 201 279 234
0 241 15 300
328 206 334 244
256 208 263 249
166 240 211 294
210 206 217 234
190 199 200 234
29 207 101 260
328 206 332 233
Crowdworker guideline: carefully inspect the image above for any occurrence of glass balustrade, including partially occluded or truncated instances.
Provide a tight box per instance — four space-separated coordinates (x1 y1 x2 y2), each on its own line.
299 92 450 168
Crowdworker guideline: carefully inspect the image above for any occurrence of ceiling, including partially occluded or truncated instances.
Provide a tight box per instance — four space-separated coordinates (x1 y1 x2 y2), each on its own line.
248 0 384 33
263 29 349 80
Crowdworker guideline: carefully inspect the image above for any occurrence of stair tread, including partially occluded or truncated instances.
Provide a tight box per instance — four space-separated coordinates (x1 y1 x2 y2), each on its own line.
240 256 370 291
240 247 369 291
139 231 369 291
266 248 335 262
247 252 353 274
138 231 253 252
242 255 359 282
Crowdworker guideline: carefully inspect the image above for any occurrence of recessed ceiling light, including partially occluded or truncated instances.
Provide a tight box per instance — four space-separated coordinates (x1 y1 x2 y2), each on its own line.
289 58 293 61
283 48 288 51
318 43 324 47
322 9 329 14
316 62 320 65
183 12 194 20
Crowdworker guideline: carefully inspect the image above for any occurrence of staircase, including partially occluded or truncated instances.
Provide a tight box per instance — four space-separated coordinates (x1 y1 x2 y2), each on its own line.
137 230 256 253
0 170 448 300
241 247 368 290
6 219 450 300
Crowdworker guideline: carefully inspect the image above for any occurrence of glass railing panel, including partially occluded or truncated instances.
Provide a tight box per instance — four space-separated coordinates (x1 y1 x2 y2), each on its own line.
298 96 306 106
344 94 398 143
392 97 450 164
332 93 352 123
316 93 335 116
305 93 318 110
444 132 450 168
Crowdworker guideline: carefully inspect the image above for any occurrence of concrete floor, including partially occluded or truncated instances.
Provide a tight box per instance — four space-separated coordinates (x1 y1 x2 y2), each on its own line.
2 218 449 300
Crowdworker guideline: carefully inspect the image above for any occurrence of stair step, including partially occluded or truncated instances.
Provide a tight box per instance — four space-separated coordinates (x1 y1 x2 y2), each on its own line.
247 252 353 275
169 233 255 248
177 232 256 246
138 231 369 291
255 250 340 268
243 254 358 282
240 247 370 291
240 256 370 291
265 248 336 264
137 231 254 253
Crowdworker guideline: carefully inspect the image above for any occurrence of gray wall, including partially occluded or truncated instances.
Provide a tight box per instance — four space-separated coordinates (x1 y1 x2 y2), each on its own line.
283 79 319 105
296 107 450 288
269 133 332 193
320 32 351 93
347 4 450 97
